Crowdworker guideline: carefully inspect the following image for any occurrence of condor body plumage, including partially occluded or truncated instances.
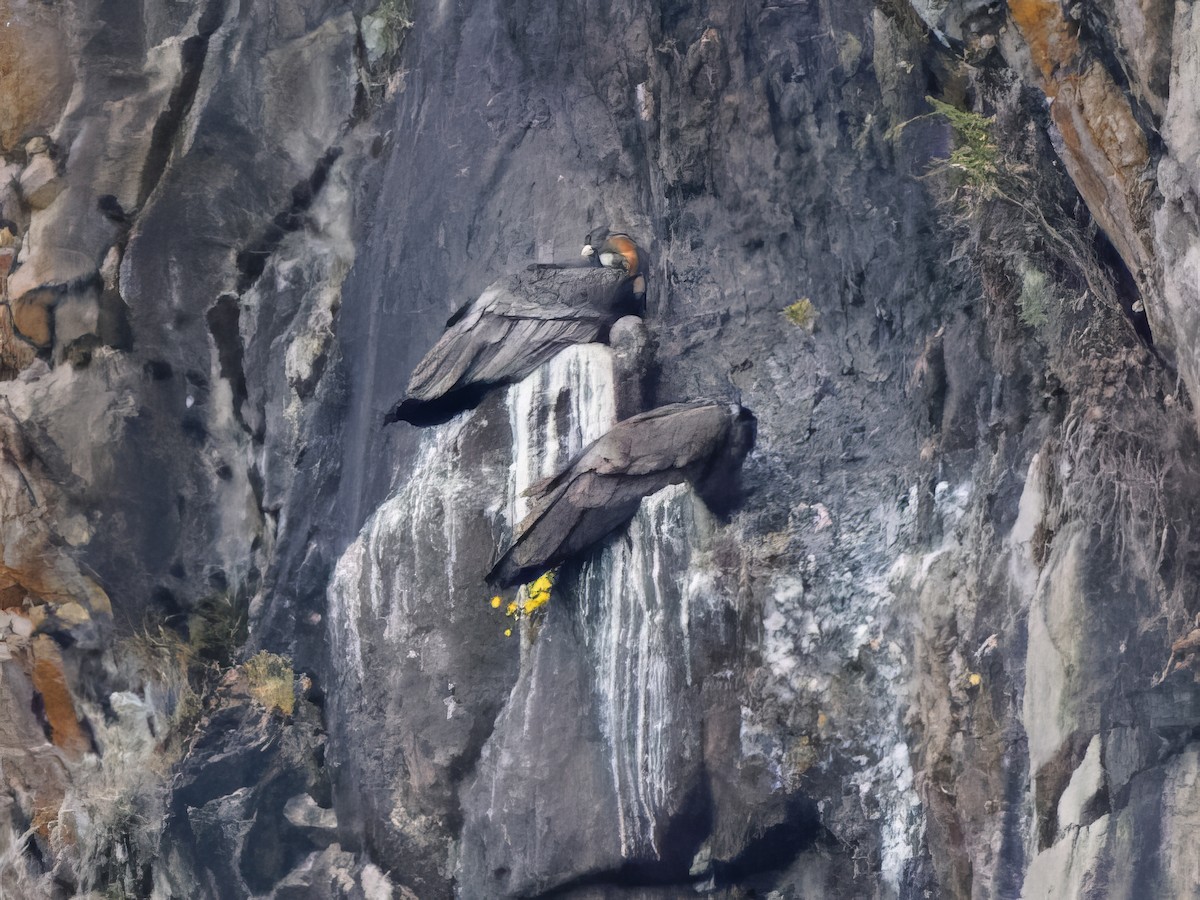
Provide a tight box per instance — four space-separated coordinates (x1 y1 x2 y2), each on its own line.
488 400 756 587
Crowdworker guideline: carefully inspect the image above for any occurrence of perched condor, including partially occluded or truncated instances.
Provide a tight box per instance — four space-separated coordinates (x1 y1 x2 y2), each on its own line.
488 400 756 588
385 263 644 427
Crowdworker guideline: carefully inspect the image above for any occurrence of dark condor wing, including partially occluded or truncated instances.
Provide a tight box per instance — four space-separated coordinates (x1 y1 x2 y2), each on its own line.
487 402 735 587
387 265 637 426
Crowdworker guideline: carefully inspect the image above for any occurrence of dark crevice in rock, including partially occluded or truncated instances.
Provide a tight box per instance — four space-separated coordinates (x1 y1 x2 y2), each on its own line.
180 415 207 444
350 79 371 126
143 359 173 380
136 0 230 208
235 146 344 294
1034 730 1093 851
527 778 715 898
878 0 940 45
239 781 321 893
530 861 704 898
995 729 1030 897
384 381 495 427
96 285 133 352
348 23 376 126
150 585 185 622
97 194 135 226
1080 783 1110 829
1093 229 1155 351
19 813 47 871
712 795 823 886
206 293 249 431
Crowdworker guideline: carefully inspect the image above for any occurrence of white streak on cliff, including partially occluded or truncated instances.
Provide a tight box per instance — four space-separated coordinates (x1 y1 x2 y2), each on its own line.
577 484 713 858
506 344 616 522
327 420 471 684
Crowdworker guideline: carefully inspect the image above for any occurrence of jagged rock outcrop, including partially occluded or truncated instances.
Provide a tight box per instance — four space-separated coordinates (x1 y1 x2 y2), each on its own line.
7 0 1200 897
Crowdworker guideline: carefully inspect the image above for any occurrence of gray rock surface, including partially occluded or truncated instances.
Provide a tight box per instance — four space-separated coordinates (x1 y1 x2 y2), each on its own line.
7 0 1200 898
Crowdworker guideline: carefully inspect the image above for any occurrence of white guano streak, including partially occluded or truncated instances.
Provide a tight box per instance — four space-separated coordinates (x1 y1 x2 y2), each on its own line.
327 420 470 685
506 344 616 521
330 343 617 692
580 484 711 858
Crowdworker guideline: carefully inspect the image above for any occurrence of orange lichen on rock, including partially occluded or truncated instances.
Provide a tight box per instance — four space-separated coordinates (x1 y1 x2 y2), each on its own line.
0 229 36 378
1047 66 1153 273
1007 0 1154 280
1073 64 1150 176
1007 0 1080 84
29 804 55 838
0 561 111 618
10 287 55 349
1009 0 1136 173
0 574 26 609
0 304 37 378
29 636 90 760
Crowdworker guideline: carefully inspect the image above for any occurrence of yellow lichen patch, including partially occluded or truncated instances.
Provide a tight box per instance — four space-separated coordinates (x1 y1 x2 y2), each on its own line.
967 672 983 687
489 571 557 636
241 651 296 716
523 572 554 614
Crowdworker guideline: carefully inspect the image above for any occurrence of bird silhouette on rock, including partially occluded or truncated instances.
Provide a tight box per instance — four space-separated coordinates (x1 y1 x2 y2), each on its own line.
385 252 644 427
488 400 756 587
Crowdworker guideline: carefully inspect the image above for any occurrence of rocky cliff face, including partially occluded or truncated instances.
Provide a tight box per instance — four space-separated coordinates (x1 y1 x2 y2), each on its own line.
2 0 1199 897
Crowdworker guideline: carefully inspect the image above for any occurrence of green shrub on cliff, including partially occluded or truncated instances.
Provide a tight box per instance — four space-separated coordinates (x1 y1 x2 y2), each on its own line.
784 298 818 332
925 96 1000 196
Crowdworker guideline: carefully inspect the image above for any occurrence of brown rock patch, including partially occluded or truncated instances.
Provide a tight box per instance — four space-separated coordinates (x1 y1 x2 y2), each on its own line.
29 635 90 760
0 1 74 153
1007 0 1154 281
10 287 55 349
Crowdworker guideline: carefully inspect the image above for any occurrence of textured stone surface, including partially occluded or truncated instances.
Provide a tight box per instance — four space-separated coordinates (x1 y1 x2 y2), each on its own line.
5 0 1200 898
0 3 73 155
